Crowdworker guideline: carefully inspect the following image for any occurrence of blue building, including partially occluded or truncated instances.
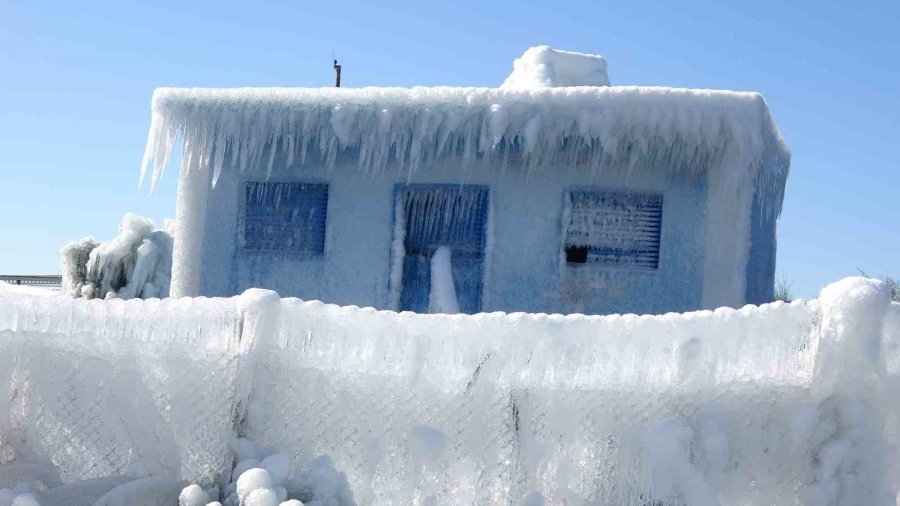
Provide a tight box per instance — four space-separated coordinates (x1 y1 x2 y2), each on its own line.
142 48 789 315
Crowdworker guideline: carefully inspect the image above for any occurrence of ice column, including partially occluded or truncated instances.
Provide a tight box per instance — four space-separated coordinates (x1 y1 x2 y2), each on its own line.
170 155 211 297
428 246 460 314
805 277 893 505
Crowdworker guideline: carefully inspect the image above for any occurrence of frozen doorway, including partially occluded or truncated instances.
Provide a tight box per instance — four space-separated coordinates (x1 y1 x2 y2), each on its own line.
391 185 489 314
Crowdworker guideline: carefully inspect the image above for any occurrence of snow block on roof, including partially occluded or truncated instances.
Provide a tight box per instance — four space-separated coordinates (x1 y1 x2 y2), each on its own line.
500 45 610 88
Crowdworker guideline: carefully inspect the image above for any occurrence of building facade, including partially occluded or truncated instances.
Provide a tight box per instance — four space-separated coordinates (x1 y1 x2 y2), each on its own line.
142 50 789 315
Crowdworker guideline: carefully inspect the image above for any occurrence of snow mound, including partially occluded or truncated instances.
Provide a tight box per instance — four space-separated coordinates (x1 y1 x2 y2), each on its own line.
500 45 610 88
60 213 174 300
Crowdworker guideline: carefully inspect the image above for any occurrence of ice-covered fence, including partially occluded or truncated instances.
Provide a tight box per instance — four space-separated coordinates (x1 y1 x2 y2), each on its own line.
0 278 897 505
243 278 896 505
0 293 244 485
246 298 822 504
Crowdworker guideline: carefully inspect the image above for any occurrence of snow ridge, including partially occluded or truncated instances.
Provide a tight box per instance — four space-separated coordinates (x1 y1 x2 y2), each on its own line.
141 85 790 216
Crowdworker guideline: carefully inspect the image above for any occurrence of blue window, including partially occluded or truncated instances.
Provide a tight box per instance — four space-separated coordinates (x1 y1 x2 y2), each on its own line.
242 181 328 254
394 185 489 314
564 190 663 270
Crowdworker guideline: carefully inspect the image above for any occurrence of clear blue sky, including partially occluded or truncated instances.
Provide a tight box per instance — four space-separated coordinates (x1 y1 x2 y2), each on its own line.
1 0 897 299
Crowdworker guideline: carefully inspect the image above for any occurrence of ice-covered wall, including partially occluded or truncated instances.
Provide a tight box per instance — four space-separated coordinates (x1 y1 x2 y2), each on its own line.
0 277 897 505
195 155 707 315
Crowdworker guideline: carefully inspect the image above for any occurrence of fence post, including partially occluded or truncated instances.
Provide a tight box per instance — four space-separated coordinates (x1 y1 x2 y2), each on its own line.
814 276 890 390
233 289 281 437
806 276 892 504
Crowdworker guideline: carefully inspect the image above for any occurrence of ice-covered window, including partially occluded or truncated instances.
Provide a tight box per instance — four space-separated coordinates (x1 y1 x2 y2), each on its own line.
242 182 328 254
564 190 663 270
394 185 489 313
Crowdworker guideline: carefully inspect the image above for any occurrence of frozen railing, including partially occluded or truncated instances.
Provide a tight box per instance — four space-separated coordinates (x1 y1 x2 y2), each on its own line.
0 275 62 290
0 278 897 505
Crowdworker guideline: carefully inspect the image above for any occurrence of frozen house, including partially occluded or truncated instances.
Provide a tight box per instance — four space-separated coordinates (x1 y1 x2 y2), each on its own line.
140 46 790 315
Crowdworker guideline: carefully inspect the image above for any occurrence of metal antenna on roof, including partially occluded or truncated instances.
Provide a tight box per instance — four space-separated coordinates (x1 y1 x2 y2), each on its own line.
333 54 342 88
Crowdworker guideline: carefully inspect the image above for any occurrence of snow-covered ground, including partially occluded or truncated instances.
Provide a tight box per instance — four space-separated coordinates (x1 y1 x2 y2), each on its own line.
1 277 898 505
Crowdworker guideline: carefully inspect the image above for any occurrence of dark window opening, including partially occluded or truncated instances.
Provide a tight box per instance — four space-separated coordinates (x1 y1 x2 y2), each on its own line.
565 245 588 264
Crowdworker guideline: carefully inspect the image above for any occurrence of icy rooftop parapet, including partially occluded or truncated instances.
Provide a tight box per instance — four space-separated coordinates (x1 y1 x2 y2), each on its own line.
142 85 790 216
500 45 610 88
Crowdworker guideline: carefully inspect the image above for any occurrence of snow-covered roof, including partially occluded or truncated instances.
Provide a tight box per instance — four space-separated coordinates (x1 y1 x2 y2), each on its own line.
140 48 790 215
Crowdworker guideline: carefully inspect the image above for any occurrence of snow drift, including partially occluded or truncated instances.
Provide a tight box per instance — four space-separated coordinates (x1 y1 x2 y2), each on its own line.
0 277 897 505
61 213 174 300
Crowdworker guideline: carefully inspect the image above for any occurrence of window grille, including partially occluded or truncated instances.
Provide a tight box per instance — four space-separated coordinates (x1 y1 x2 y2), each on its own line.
564 190 663 270
242 182 328 254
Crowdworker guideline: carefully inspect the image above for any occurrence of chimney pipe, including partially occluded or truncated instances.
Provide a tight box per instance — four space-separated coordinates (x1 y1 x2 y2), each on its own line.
333 58 341 87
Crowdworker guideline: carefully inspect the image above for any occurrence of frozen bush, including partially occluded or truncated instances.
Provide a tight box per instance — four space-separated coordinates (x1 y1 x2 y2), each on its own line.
60 213 174 299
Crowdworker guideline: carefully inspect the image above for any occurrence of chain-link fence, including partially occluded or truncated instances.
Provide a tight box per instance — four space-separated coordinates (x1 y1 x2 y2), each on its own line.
0 294 243 485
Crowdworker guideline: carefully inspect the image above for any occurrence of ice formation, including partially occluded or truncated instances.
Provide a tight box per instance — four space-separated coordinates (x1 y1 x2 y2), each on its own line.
177 439 354 506
500 46 610 88
427 246 459 314
140 82 789 217
60 213 174 300
2 277 897 504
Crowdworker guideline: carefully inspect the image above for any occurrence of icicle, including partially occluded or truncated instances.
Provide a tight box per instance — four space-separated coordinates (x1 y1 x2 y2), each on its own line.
141 86 790 218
